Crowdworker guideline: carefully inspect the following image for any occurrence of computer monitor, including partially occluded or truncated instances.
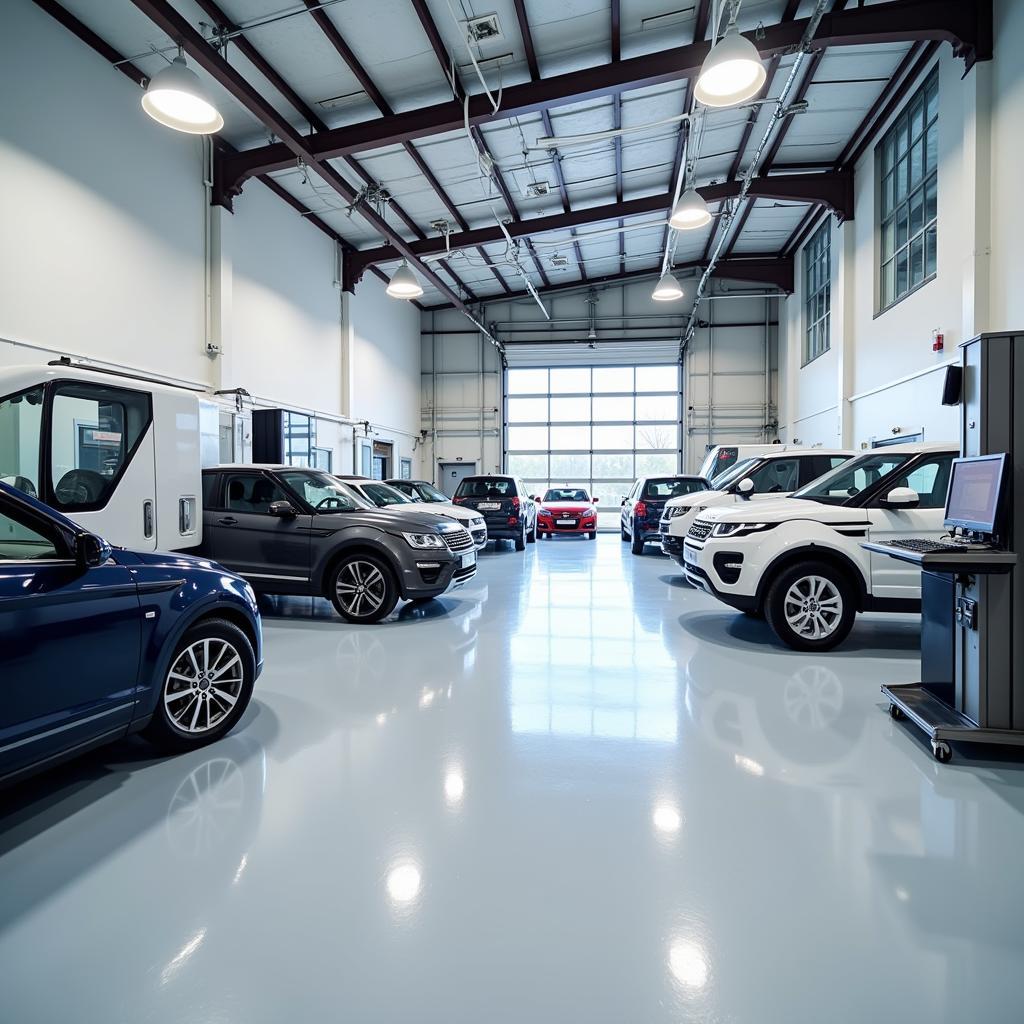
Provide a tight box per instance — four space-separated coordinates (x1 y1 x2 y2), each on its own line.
944 453 1007 536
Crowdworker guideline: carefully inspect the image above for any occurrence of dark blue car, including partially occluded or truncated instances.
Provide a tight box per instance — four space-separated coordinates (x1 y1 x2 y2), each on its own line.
0 482 263 786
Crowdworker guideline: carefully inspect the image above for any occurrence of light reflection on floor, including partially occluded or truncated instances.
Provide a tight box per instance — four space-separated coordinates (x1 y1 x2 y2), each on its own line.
2 535 1024 1023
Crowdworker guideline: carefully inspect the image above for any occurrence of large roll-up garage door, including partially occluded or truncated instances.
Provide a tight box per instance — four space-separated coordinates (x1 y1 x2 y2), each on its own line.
504 360 681 530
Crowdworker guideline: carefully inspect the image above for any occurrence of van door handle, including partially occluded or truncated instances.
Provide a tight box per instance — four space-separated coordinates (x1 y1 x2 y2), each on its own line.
218 516 238 526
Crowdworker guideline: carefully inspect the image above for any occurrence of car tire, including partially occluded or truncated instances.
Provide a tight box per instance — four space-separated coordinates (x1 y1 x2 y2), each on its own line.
620 524 629 541
764 561 856 652
588 531 596 540
329 553 399 623
630 528 645 555
514 524 527 551
144 618 256 752
527 519 537 544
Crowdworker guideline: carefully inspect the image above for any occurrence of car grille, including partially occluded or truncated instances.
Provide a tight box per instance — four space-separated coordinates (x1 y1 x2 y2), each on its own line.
688 519 713 541
659 522 669 535
452 562 477 583
443 527 475 553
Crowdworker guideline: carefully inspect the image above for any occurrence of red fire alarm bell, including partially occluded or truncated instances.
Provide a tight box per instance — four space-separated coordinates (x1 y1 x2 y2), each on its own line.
932 329 944 352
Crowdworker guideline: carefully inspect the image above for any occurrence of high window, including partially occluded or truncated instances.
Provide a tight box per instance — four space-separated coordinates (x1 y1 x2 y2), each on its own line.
878 67 938 310
505 365 680 521
803 220 831 364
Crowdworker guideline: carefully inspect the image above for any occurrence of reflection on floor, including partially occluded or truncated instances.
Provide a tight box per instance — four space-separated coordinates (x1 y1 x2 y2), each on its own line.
3 536 1024 1022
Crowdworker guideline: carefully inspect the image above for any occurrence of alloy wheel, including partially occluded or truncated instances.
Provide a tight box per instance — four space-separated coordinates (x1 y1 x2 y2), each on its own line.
163 638 244 734
782 575 843 640
335 559 387 618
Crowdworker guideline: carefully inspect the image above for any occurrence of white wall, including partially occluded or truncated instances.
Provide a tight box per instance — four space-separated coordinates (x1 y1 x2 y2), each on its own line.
0 0 207 384
989 0 1024 331
0 0 422 475
346 274 422 475
779 8 1024 451
420 307 503 482
683 288 778 472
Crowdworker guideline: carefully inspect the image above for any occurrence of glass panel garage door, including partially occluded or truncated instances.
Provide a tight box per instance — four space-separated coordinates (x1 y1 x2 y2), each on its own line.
506 365 681 529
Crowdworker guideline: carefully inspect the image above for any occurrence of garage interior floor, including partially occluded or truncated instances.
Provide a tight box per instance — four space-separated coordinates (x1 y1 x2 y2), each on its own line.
3 536 1024 1022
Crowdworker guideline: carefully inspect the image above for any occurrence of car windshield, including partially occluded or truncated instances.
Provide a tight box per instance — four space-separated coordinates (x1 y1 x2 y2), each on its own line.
455 478 514 498
792 452 914 505
280 472 368 511
709 458 759 489
701 446 739 478
360 481 413 507
643 478 705 500
416 483 449 502
544 488 590 502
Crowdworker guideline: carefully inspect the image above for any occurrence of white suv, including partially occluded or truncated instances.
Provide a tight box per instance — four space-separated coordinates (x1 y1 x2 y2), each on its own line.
660 449 854 563
681 443 958 651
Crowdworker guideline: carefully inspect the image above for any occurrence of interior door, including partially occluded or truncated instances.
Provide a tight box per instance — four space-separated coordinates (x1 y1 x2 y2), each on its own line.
440 462 476 498
867 454 954 599
205 472 312 588
0 497 140 778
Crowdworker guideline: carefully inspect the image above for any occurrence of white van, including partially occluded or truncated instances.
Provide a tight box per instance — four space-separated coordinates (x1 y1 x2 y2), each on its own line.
698 443 806 483
0 362 202 550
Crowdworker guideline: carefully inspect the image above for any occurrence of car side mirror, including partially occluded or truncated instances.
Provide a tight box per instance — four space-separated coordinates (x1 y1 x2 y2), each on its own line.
269 500 298 518
880 486 920 509
75 531 111 568
592 497 599 504
621 498 627 506
736 478 754 496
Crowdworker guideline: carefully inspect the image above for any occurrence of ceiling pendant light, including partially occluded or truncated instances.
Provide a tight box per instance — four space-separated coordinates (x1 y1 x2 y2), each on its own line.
652 271 684 302
142 53 224 134
694 26 767 108
386 259 424 300
669 188 712 230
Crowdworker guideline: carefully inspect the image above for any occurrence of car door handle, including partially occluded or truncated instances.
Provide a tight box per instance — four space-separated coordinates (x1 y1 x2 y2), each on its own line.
218 516 238 526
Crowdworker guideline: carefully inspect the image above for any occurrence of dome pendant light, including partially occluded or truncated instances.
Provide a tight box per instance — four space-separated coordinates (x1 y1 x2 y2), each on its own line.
652 271 684 302
669 188 712 230
142 53 224 134
386 259 424 300
694 26 767 108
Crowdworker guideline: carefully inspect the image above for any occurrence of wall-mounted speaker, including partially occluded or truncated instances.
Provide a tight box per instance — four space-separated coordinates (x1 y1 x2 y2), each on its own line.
941 365 963 406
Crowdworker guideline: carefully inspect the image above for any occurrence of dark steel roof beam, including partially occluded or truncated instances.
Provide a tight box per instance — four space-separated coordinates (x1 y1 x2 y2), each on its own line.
421 256 794 309
345 170 852 279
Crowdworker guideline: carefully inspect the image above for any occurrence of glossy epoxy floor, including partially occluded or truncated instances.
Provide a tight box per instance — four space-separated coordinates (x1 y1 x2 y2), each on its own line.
4 538 1024 1023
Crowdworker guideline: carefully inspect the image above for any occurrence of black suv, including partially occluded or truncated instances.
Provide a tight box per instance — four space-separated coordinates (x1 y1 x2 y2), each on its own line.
452 474 538 550
621 475 710 554
198 466 477 623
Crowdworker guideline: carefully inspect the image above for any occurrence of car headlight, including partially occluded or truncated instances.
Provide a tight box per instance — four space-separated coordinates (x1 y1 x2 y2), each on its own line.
711 521 769 538
403 532 446 549
667 505 690 518
539 507 553 516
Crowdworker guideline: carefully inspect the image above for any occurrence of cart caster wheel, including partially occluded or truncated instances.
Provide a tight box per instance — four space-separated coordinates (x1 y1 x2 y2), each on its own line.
931 740 952 764
889 703 905 721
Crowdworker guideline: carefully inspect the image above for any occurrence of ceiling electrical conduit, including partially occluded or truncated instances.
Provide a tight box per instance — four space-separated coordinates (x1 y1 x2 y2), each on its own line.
679 0 830 353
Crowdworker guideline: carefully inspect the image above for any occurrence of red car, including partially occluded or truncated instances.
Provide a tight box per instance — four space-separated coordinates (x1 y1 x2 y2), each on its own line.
536 488 599 540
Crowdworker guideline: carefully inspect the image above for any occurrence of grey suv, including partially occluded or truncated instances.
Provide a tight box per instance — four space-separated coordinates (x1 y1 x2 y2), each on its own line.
198 466 477 623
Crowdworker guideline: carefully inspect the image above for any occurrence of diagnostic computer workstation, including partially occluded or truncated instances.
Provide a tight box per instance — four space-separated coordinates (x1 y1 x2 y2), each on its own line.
864 330 1024 764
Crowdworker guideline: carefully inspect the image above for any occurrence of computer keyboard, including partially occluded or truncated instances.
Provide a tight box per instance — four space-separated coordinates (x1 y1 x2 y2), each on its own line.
885 538 982 554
